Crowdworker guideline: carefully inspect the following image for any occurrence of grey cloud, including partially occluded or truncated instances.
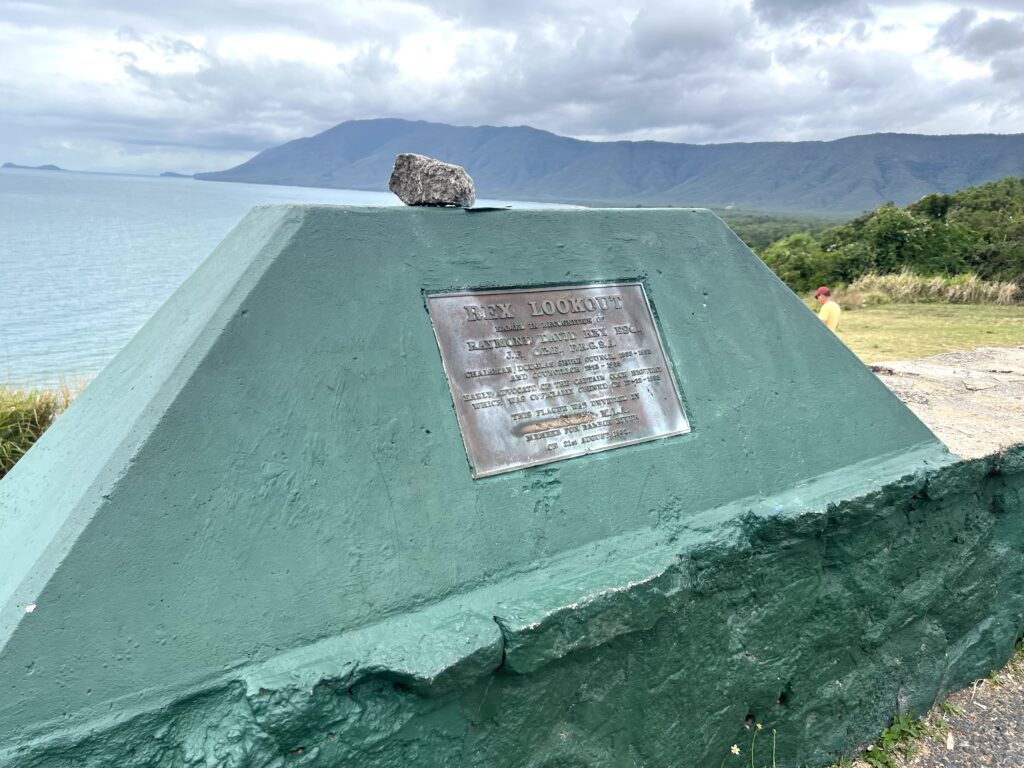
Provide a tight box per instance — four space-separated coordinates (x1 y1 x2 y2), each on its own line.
773 41 814 65
934 9 1024 61
752 0 873 27
935 8 977 45
847 21 870 43
971 17 1024 54
115 26 142 43
992 54 1024 86
117 31 211 67
120 59 342 138
345 45 402 83
405 0 599 29
437 3 773 140
959 0 1024 11
6 1 417 50
818 48 917 94
630 3 757 59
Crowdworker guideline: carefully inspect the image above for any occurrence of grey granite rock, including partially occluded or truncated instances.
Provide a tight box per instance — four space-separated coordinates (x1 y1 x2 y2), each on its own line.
388 153 475 207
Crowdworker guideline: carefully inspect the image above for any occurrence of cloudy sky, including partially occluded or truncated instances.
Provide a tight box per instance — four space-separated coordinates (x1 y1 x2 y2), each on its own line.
2 0 1022 174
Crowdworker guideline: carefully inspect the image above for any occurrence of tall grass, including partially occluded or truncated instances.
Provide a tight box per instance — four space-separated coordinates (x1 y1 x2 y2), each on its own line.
0 381 78 478
835 269 1022 309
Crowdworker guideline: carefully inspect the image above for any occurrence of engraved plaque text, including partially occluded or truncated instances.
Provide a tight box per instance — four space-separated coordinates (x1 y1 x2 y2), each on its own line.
427 283 690 477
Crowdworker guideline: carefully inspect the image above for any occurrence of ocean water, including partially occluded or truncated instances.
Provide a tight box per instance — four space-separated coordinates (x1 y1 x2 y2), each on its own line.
0 169 556 387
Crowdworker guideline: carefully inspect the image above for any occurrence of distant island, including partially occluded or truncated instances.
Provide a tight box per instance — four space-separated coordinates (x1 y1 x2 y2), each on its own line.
2 162 64 171
3 164 198 179
195 118 1024 214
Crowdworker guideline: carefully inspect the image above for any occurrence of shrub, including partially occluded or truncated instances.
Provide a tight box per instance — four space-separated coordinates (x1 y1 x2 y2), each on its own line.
820 204 975 281
0 384 75 478
760 232 833 293
813 177 1024 287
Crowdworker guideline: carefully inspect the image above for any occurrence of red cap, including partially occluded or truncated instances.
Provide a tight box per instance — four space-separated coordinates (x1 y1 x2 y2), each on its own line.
815 286 831 297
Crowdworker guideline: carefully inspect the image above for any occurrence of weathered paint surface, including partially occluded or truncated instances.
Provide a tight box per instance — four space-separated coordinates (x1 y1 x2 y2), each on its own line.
2 207 1018 766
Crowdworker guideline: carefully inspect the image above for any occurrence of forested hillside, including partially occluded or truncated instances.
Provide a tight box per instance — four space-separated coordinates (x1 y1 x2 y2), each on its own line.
196 118 1024 214
760 177 1024 294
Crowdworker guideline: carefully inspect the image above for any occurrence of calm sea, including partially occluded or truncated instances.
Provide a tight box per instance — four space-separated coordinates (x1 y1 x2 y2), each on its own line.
0 169 554 387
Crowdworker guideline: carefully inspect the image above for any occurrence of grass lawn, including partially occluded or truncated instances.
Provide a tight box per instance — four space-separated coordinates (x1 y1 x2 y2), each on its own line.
815 303 1024 363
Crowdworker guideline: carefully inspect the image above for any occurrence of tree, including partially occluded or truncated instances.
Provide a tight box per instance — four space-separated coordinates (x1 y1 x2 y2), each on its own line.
760 176 1024 287
819 204 974 279
760 233 832 293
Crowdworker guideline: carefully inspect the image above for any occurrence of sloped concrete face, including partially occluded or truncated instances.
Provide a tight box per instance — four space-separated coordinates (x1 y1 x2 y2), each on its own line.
4 206 1019 767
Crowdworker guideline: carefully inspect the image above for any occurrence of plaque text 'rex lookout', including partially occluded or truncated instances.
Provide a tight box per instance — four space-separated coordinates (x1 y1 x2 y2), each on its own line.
427 283 690 477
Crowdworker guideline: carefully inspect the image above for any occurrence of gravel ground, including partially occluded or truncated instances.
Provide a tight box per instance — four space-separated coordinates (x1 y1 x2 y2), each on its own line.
907 654 1024 768
872 346 1024 460
857 346 1024 768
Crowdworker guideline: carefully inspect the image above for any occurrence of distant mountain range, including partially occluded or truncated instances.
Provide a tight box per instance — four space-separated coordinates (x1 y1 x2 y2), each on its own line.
197 119 1024 213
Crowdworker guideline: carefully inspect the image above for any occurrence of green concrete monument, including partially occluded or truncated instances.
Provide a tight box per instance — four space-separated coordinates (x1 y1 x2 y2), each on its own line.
1 206 1022 767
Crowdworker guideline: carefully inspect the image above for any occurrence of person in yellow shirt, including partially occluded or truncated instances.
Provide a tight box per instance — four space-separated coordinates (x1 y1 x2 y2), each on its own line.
815 286 841 332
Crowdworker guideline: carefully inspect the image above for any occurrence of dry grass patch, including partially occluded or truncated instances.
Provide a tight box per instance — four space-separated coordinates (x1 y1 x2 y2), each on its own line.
836 270 1023 308
0 381 79 478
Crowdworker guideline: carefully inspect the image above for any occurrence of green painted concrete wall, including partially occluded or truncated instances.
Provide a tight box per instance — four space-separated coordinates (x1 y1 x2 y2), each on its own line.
4 447 1023 767
3 207 1017 766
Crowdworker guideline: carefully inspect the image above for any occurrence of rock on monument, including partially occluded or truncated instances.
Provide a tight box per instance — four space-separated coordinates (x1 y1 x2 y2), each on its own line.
388 152 475 207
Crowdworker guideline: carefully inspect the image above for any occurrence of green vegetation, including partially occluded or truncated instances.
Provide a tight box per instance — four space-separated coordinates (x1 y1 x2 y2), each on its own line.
0 384 74 478
719 714 940 768
837 639 1024 768
939 700 963 717
855 712 939 768
760 177 1024 295
718 211 843 252
759 232 831 294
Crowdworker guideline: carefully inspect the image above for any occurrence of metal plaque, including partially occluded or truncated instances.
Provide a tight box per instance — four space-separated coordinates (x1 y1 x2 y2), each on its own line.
427 282 690 478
